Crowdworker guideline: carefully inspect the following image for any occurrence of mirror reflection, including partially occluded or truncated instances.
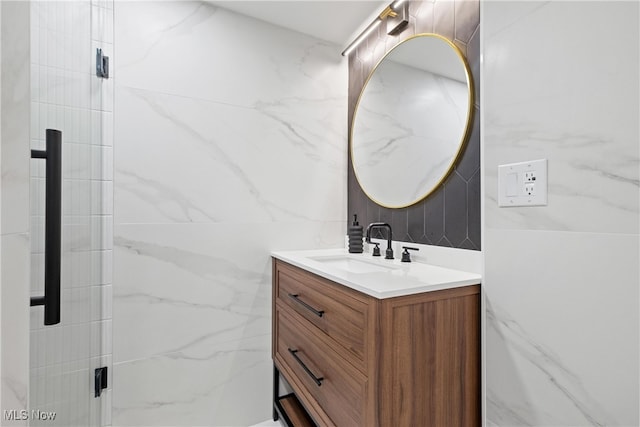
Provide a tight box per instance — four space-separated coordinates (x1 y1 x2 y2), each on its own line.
351 33 474 208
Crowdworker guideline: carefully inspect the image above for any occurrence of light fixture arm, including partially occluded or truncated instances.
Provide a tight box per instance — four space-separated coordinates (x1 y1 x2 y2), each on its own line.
341 0 410 56
379 5 398 20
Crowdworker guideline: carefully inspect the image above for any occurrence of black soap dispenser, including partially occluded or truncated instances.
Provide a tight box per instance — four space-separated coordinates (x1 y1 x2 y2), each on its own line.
348 214 364 253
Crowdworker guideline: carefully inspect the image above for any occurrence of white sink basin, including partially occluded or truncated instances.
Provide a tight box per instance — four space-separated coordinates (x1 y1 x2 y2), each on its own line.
308 255 398 274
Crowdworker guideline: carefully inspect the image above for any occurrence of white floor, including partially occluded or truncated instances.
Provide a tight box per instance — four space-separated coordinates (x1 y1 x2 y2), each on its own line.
250 419 284 427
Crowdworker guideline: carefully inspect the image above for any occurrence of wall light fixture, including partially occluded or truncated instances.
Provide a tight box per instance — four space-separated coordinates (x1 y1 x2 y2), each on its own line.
341 0 409 57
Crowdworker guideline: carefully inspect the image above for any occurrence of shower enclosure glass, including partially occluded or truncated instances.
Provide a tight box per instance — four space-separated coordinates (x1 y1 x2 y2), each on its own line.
28 1 113 425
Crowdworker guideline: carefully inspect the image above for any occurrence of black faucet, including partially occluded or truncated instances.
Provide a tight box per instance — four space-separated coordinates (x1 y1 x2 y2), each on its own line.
365 222 394 259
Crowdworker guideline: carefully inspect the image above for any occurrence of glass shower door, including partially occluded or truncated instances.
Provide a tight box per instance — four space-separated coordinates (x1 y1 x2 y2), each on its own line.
29 1 113 426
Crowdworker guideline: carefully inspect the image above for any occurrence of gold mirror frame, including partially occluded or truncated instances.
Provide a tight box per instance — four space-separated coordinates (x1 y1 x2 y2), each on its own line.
350 33 475 209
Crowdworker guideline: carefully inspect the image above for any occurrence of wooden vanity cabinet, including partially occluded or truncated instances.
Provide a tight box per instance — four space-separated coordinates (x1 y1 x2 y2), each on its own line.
272 258 480 427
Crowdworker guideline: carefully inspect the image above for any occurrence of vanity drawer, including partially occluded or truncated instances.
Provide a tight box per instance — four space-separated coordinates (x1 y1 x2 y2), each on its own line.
275 305 368 427
274 260 371 370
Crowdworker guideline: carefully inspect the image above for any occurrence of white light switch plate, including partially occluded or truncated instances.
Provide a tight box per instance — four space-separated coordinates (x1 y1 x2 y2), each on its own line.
498 159 548 207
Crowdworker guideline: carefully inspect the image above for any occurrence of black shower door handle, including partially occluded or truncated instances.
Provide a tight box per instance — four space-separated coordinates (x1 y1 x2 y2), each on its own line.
30 129 62 326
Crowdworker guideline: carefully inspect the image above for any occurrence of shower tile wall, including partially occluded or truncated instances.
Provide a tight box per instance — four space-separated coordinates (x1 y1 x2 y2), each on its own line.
29 1 113 426
483 2 639 425
113 2 346 426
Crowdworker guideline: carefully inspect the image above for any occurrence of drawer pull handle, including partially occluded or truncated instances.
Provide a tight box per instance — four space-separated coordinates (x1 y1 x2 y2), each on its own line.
287 294 324 317
288 348 324 386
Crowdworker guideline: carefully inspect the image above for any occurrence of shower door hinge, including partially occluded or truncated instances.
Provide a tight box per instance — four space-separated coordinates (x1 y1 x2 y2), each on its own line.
96 48 109 79
94 367 108 398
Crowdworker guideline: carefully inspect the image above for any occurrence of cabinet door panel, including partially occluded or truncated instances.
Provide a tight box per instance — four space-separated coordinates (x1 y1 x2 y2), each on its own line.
378 290 481 427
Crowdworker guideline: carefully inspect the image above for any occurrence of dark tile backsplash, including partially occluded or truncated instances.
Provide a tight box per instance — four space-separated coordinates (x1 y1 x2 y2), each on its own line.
347 0 481 250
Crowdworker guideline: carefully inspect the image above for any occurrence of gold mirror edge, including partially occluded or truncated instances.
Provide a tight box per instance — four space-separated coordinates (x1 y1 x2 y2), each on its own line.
349 32 476 210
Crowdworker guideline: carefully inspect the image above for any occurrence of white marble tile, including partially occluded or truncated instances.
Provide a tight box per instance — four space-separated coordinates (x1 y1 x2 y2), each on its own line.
113 220 344 363
102 387 112 426
91 215 113 251
30 254 45 299
63 142 91 180
62 250 91 288
38 103 64 136
30 176 46 220
63 215 91 252
90 110 113 146
30 1 39 61
97 249 113 286
29 354 111 427
98 284 113 320
484 229 639 426
30 216 45 256
115 2 345 108
62 106 91 144
91 180 113 215
63 179 91 216
114 86 346 224
30 155 45 178
91 145 113 181
483 1 639 234
1 233 31 420
31 65 40 103
91 5 113 44
111 3 346 426
91 74 114 112
1 0 31 235
44 27 62 71
64 2 92 69
31 101 40 139
62 287 90 325
93 320 112 359
483 4 639 425
112 334 272 427
35 66 91 110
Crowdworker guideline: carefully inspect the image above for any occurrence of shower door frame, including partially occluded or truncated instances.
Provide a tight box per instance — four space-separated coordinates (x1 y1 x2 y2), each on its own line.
0 1 114 425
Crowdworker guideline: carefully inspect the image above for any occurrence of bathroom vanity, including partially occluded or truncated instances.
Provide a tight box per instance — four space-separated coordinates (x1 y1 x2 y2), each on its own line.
271 249 481 427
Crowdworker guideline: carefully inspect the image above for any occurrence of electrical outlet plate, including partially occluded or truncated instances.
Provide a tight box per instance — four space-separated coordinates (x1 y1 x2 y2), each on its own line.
498 159 548 207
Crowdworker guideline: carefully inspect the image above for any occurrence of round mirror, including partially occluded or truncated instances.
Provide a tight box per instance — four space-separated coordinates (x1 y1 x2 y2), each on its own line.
351 33 474 208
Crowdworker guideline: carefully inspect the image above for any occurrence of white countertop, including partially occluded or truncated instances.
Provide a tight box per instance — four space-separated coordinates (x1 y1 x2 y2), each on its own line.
271 248 481 299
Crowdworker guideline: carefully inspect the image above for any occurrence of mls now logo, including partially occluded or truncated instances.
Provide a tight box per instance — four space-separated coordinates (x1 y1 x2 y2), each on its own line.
4 409 57 421
3 410 28 421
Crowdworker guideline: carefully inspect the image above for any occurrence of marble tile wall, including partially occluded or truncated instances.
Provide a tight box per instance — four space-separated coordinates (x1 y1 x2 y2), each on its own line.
1 2 31 425
483 1 639 425
348 0 481 249
28 1 114 426
112 2 346 426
